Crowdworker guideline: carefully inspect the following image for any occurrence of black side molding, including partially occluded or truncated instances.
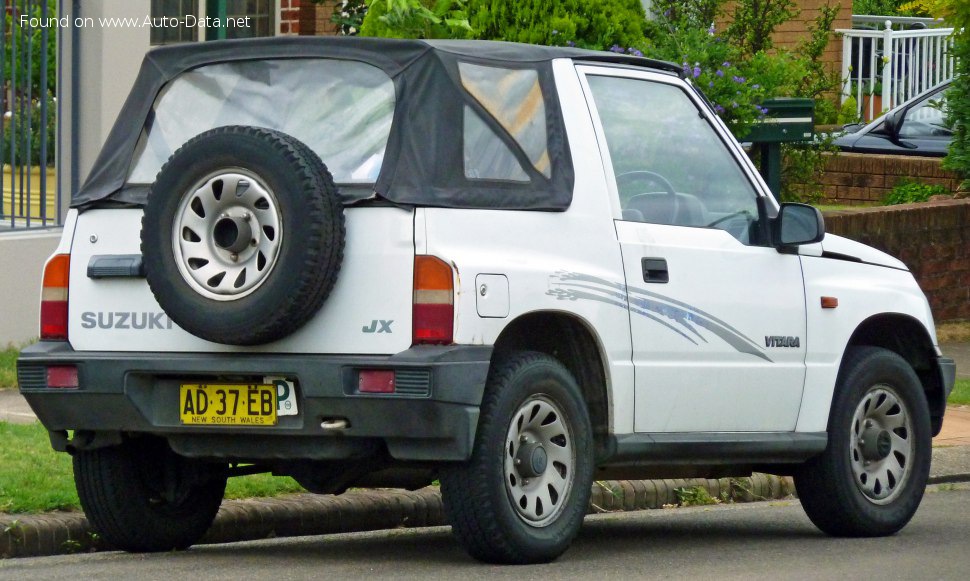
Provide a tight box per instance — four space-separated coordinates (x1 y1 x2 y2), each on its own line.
602 432 828 466
87 254 145 279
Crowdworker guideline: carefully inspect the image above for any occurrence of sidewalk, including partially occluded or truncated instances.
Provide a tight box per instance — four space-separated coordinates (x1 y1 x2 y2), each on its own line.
0 390 35 424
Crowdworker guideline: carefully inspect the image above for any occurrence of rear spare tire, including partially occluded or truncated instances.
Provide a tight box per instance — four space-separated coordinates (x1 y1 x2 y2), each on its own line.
141 126 344 345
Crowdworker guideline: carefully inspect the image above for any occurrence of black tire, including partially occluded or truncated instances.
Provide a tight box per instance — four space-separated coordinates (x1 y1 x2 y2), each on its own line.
795 346 931 537
73 437 227 552
141 126 345 345
441 351 594 564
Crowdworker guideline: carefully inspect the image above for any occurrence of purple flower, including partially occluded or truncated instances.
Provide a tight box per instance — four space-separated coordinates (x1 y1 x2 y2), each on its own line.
714 104 725 114
707 24 715 35
731 101 739 108
716 69 724 77
692 65 702 79
628 48 643 57
722 61 731 67
732 76 746 84
708 81 714 88
566 40 576 47
752 84 761 89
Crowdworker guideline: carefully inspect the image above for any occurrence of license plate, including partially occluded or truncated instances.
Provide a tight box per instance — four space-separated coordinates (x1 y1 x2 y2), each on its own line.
179 384 277 426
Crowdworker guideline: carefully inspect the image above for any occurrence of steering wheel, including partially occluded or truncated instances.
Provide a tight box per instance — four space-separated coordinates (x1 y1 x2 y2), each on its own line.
616 170 679 224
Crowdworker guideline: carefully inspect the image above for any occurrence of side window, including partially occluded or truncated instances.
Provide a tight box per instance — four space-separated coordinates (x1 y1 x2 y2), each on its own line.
459 62 550 182
585 75 761 244
899 91 952 139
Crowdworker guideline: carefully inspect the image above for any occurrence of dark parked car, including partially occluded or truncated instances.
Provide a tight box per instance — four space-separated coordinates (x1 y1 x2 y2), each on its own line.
834 81 952 157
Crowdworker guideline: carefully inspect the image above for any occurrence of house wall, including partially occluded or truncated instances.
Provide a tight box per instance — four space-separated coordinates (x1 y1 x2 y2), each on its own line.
299 0 340 36
718 0 851 74
824 199 970 323
0 231 60 346
281 0 303 34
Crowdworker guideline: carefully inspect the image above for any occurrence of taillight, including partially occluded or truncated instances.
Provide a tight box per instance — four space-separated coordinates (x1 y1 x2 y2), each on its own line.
413 255 454 345
41 254 70 340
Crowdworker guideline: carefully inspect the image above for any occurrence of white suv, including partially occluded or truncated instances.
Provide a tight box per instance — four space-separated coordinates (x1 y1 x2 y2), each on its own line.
18 37 956 564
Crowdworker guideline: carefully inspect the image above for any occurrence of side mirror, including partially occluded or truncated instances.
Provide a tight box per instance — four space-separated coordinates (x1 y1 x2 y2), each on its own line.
883 108 918 149
774 203 825 248
883 108 903 139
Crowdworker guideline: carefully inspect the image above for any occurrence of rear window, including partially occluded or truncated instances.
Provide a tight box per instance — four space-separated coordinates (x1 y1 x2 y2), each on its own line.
127 58 395 185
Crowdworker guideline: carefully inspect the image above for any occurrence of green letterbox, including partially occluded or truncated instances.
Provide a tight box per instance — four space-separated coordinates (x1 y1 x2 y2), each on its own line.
747 98 815 143
747 98 815 201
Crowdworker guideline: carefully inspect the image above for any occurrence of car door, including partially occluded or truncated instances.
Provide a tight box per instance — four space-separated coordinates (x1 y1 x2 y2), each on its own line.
579 66 807 432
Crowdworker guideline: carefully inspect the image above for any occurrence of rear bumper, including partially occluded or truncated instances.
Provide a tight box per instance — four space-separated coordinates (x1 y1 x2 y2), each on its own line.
17 341 492 462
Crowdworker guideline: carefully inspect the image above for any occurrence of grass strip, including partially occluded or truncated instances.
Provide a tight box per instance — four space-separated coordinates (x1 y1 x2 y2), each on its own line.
0 421 305 514
938 322 970 344
949 378 970 406
0 346 18 389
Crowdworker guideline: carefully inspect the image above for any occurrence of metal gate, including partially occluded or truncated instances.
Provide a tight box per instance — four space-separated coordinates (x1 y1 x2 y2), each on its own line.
1 0 57 230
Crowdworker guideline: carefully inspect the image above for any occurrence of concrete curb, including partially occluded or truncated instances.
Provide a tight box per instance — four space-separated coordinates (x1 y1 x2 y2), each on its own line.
0 474 794 559
5 442 969 560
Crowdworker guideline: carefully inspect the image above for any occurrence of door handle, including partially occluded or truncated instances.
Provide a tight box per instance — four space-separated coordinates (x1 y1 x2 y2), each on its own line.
642 257 669 283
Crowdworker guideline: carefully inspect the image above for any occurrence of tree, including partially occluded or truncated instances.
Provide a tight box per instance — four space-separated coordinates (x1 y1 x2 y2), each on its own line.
3 0 57 98
924 0 970 188
360 0 649 51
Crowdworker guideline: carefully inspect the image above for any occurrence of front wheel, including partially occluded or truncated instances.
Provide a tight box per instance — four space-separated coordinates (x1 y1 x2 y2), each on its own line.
795 346 931 537
441 351 594 564
74 437 227 552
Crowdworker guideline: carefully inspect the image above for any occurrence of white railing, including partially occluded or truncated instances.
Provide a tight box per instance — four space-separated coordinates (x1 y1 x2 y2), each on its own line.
851 14 945 30
838 19 955 121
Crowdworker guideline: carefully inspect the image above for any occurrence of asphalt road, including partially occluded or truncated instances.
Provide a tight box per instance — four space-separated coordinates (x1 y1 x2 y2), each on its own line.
3 486 968 581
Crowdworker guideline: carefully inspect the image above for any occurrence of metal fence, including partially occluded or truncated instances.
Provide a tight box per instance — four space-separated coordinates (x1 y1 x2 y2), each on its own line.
1 0 58 231
838 15 955 122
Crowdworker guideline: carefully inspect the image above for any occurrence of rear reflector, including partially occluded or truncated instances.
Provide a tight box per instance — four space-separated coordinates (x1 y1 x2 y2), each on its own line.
358 370 395 394
41 254 71 340
413 256 454 345
47 365 79 389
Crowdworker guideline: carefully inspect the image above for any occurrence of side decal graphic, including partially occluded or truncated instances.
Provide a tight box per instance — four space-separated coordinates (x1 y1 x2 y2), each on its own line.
546 271 772 362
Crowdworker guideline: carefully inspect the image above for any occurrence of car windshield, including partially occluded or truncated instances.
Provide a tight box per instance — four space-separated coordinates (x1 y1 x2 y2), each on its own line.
127 58 396 186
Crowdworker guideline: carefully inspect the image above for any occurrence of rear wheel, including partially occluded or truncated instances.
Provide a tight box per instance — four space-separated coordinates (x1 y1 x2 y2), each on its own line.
441 351 593 564
795 347 931 537
74 437 227 552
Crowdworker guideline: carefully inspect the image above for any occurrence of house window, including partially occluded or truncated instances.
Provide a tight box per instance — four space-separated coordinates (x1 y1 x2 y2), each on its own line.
151 0 199 45
205 0 274 40
151 0 275 45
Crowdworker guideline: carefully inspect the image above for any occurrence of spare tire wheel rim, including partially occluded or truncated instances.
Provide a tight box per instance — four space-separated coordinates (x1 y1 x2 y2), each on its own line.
172 169 283 301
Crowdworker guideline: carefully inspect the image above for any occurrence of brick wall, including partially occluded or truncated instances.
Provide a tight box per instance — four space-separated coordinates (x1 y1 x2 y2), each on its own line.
717 0 851 76
823 199 970 322
805 152 962 205
299 0 340 36
280 0 302 35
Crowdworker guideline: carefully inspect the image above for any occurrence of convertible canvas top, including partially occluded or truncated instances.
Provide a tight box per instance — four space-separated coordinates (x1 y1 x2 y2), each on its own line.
73 36 682 212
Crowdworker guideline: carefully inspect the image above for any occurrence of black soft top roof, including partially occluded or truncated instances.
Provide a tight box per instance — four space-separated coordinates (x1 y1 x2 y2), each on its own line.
74 36 682 212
